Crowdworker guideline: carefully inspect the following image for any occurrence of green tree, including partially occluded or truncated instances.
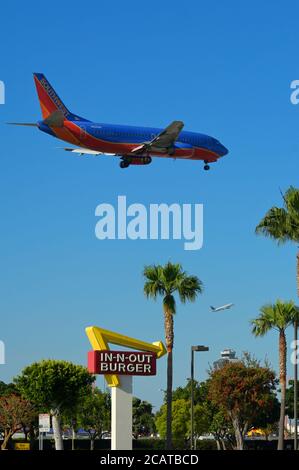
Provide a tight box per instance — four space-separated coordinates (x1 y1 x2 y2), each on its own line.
208 407 234 450
155 399 190 440
193 402 213 440
251 300 298 450
171 379 207 404
157 379 245 449
255 186 299 298
0 394 37 450
208 362 277 450
155 398 212 445
76 388 110 450
0 381 16 397
143 262 203 449
15 360 95 450
133 398 155 438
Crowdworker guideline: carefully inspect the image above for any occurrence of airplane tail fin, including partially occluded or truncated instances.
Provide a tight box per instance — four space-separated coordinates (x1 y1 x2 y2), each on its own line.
33 73 89 122
210 306 215 311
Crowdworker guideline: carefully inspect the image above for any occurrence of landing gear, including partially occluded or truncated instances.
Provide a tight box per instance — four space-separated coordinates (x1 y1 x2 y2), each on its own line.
203 160 210 171
120 159 130 169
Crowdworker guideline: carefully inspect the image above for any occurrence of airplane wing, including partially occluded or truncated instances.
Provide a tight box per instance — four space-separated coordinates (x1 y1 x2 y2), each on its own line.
131 121 184 155
61 148 116 156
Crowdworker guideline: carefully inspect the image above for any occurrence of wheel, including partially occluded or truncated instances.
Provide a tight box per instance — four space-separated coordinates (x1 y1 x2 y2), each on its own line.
120 160 129 169
204 164 210 171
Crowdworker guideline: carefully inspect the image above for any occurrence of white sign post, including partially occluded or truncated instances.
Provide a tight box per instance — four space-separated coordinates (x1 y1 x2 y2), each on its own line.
86 326 166 451
111 376 133 450
39 414 50 451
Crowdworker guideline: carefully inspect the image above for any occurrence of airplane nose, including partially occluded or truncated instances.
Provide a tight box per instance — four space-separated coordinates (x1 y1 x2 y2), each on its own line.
219 143 228 156
215 140 228 157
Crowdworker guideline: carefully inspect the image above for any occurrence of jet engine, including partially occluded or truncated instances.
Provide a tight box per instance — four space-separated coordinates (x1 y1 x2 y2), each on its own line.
120 156 152 168
130 156 152 165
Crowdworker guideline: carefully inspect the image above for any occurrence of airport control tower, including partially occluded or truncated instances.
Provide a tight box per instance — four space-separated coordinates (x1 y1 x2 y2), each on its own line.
213 349 239 370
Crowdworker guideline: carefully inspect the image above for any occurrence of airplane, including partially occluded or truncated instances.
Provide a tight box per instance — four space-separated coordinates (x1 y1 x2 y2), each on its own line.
9 73 229 170
210 303 234 312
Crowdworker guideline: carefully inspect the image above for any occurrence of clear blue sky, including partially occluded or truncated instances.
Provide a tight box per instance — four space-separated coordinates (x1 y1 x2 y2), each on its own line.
1 1 299 408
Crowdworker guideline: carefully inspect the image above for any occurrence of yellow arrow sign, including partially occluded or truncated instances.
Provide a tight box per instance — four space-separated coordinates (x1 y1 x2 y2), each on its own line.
86 326 166 387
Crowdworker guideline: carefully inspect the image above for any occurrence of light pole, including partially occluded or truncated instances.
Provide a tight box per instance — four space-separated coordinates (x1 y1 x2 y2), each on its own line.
191 345 209 450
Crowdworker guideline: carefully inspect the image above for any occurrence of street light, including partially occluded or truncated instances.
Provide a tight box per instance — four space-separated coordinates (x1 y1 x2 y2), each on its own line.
191 345 209 450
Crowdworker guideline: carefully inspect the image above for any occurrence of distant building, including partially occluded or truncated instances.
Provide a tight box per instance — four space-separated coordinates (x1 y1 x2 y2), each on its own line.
213 348 239 370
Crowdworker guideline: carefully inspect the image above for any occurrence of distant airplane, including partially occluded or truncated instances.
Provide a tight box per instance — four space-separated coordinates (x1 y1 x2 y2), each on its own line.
9 74 228 170
210 303 234 312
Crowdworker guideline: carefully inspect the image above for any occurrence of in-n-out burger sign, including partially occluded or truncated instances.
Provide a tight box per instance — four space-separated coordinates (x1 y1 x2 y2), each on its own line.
88 350 156 376
86 326 166 451
85 326 166 386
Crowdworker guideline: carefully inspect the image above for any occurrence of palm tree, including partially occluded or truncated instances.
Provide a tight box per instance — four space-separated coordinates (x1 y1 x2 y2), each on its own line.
251 300 298 450
255 186 299 295
255 186 299 449
143 262 203 449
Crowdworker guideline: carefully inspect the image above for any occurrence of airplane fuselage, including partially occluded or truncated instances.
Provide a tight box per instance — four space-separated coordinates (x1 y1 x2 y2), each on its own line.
38 120 228 162
211 303 234 312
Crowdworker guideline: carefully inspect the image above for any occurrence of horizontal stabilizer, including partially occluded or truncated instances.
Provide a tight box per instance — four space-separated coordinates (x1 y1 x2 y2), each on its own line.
7 122 37 126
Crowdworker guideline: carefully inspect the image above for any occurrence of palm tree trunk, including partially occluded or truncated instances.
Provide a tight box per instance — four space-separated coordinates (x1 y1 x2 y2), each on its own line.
297 252 299 297
164 308 174 450
278 329 287 450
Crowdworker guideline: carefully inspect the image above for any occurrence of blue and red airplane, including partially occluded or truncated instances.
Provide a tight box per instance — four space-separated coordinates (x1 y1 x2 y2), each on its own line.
10 74 228 170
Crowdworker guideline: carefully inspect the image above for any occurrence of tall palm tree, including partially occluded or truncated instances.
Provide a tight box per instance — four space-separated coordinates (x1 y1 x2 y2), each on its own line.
251 300 298 450
256 186 299 449
255 186 299 295
143 262 203 449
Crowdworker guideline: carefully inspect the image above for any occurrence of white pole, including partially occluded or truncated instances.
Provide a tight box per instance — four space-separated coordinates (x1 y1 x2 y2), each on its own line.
111 376 132 450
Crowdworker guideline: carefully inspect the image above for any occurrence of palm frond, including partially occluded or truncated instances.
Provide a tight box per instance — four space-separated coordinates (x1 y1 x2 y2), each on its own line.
143 265 165 299
177 275 203 303
284 186 299 217
143 262 203 309
251 300 297 337
255 186 299 243
255 207 290 243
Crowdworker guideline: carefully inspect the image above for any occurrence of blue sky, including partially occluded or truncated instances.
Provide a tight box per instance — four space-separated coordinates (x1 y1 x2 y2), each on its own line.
1 1 299 408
